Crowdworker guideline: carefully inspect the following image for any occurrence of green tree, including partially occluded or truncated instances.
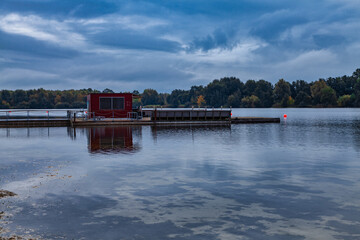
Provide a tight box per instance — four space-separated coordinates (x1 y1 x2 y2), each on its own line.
141 89 160 106
311 80 327 105
1 90 12 103
311 80 337 106
254 80 273 107
337 95 353 107
158 93 168 106
227 90 242 107
241 95 260 108
353 79 360 107
320 87 337 106
102 88 114 93
243 80 257 96
167 89 189 107
189 85 204 106
13 89 28 106
290 80 311 100
295 91 312 107
273 79 291 107
204 77 243 107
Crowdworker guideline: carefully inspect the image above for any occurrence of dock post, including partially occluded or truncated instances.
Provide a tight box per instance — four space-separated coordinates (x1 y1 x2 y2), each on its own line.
191 106 193 121
154 107 157 122
27 110 29 121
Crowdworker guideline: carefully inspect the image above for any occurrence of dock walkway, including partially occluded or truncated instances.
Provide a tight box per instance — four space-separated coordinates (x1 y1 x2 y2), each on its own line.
0 109 280 127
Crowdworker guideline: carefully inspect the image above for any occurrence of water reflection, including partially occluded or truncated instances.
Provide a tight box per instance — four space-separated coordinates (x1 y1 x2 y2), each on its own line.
151 124 231 143
87 127 141 154
2 109 360 239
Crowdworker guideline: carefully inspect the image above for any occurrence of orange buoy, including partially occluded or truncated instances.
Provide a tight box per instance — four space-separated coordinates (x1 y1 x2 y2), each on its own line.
284 114 287 118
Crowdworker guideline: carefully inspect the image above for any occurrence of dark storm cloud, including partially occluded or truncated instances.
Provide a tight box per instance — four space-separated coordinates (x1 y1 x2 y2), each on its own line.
0 0 359 91
250 13 308 42
189 29 236 52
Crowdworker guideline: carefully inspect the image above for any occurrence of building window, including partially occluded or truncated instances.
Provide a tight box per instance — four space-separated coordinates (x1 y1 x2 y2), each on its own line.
100 98 111 110
113 98 124 110
99 97 124 110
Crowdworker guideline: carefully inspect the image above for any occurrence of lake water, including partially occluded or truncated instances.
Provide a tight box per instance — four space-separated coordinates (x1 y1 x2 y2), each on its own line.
1 108 360 240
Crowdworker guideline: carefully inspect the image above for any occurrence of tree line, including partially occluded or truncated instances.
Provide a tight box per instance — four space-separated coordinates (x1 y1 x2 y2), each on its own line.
1 69 360 109
139 68 360 108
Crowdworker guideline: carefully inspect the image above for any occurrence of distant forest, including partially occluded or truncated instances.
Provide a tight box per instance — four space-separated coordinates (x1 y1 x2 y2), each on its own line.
1 68 360 109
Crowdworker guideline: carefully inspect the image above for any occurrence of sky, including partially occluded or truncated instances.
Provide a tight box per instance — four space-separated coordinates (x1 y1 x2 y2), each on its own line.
0 0 359 92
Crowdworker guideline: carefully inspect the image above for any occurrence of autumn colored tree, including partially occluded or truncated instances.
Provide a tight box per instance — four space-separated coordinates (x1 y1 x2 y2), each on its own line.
197 95 206 107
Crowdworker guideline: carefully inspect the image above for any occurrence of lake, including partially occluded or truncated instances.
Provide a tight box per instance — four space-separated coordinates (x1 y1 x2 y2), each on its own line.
1 108 360 240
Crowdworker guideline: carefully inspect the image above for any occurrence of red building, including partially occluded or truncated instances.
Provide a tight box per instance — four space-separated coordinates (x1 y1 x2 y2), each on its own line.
87 93 138 118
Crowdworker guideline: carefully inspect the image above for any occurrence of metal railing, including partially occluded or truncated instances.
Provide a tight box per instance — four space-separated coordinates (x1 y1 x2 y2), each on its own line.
0 109 86 121
84 111 141 121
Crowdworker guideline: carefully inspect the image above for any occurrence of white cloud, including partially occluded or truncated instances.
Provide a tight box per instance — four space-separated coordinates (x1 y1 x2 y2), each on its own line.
277 49 337 70
68 14 168 32
0 13 86 48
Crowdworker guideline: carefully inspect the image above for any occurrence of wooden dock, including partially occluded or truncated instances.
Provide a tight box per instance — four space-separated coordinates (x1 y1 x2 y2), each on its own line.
231 117 280 124
0 109 280 127
0 119 70 128
142 109 231 121
72 119 230 127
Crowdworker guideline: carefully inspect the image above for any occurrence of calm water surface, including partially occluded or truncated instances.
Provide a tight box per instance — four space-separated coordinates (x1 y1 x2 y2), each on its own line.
1 108 360 240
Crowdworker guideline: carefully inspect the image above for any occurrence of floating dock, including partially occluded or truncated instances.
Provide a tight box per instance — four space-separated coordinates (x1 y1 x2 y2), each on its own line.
0 119 70 128
231 117 280 123
0 109 280 127
142 109 231 121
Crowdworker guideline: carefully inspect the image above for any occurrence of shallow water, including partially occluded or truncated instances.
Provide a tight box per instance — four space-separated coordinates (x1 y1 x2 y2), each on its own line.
1 108 360 240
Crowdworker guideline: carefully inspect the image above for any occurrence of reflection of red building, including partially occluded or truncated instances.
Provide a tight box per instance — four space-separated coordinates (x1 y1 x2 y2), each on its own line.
88 127 134 153
87 93 136 118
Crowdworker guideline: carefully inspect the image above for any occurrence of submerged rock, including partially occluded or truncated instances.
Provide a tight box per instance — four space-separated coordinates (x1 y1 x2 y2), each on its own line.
0 190 16 199
0 236 24 240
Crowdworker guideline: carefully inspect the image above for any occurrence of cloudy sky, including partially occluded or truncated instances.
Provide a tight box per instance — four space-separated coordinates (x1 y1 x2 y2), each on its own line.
0 0 359 92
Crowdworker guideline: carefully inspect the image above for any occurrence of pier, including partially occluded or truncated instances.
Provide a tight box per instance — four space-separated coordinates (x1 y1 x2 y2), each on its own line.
0 109 280 127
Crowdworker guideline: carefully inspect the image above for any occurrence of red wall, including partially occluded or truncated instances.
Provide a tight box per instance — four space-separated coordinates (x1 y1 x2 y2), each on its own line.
87 93 133 118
